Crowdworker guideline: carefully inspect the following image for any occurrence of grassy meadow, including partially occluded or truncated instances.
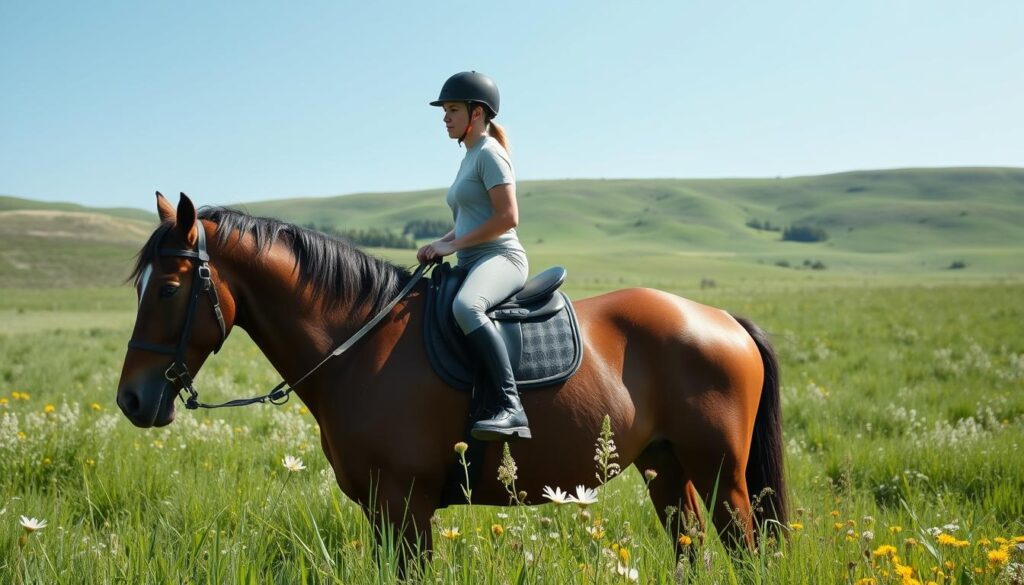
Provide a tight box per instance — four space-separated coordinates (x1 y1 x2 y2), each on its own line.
1 281 1022 583
1 170 1023 583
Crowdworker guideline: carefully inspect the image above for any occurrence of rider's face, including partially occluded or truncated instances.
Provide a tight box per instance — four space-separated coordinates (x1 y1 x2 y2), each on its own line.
442 102 471 139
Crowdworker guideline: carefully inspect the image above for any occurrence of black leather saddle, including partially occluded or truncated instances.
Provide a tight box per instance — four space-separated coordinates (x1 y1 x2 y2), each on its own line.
423 262 583 392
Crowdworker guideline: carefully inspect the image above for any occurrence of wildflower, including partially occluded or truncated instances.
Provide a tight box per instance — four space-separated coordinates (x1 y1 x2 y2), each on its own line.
862 530 875 542
618 546 630 564
497 443 518 489
830 510 840 517
43 404 55 414
491 524 504 537
594 414 621 483
542 486 572 505
644 468 657 482
0 397 8 406
616 562 639 581
988 548 1009 566
937 534 958 546
856 579 877 585
282 455 306 472
889 525 903 534
454 441 468 455
678 534 693 546
873 545 898 557
20 516 47 532
833 522 845 530
42 457 51 466
789 522 804 531
572 485 599 508
586 525 606 540
85 459 95 466
90 403 101 411
439 526 460 540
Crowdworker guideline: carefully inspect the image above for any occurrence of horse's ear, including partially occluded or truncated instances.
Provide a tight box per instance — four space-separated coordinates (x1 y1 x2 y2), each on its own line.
156 191 175 223
176 192 198 245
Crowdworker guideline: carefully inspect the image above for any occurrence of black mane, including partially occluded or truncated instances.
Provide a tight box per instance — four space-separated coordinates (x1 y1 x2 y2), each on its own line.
130 207 412 314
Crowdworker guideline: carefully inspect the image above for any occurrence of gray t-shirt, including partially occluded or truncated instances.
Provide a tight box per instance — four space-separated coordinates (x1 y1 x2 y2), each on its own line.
446 135 526 266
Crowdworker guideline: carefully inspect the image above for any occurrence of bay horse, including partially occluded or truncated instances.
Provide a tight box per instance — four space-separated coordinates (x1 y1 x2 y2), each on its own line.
116 193 785 563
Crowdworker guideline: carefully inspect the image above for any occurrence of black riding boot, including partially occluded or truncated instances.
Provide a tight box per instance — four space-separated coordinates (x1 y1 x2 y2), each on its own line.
466 322 531 441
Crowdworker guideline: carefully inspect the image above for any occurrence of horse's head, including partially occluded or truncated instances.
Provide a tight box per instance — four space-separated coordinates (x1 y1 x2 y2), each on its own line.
117 192 234 427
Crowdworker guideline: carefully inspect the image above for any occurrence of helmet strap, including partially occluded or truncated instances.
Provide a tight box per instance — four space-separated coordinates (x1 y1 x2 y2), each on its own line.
459 101 478 145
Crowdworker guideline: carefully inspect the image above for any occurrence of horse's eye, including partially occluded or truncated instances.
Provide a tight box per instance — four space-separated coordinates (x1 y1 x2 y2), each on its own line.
159 284 180 298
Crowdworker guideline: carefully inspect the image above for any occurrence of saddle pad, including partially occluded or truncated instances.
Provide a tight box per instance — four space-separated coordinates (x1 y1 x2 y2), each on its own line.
423 266 583 392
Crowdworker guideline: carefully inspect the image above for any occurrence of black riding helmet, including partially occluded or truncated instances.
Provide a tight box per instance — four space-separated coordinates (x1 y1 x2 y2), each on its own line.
430 71 500 117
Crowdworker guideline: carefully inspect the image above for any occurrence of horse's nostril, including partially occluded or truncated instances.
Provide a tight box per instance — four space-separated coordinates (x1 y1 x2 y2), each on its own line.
119 389 140 414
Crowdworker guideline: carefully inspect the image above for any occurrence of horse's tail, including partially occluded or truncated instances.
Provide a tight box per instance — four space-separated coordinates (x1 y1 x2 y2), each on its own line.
731 315 788 532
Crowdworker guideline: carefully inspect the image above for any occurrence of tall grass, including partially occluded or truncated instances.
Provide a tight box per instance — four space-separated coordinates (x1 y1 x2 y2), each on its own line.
1 283 1022 583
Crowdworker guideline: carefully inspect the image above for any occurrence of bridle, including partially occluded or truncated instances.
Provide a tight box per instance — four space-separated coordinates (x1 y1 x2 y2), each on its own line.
127 221 429 410
127 224 229 409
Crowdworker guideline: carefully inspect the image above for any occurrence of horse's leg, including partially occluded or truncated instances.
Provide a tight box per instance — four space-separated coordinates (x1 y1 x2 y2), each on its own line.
677 438 753 549
361 475 438 578
635 441 703 558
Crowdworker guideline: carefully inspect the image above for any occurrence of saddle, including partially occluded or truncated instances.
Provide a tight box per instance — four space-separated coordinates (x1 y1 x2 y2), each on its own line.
423 262 583 392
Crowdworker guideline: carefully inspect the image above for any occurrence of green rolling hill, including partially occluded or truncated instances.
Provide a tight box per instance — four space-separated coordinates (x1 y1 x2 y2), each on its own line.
1 167 1022 290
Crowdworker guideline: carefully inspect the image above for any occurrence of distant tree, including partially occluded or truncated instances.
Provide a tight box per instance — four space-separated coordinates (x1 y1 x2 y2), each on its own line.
746 218 780 232
782 225 829 242
403 219 453 239
304 222 416 249
948 260 967 270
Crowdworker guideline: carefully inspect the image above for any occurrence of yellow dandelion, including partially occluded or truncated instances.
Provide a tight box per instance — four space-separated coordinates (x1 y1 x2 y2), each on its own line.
953 539 970 549
11 392 21 400
1013 535 1024 543
873 544 898 557
943 561 955 571
830 510 840 517
43 404 55 414
977 538 991 547
17 431 26 441
856 578 877 585
618 546 630 564
42 457 51 466
491 524 504 537
994 537 1009 544
936 533 958 546
0 397 8 405
586 525 605 540
298 406 309 415
987 548 1009 566
833 522 845 530
894 563 914 579
90 403 101 411
889 525 903 534
85 458 95 466
789 522 804 531
439 527 460 540
973 567 985 575
677 534 692 546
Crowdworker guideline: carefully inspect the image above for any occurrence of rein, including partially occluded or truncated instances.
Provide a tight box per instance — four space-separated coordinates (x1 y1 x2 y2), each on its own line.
127 222 429 410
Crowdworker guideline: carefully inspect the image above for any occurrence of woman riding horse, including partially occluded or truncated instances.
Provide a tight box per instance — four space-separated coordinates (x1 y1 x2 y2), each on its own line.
417 71 531 442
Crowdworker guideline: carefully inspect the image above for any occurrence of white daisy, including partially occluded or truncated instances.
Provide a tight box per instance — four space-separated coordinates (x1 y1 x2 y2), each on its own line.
282 455 306 472
572 485 599 508
19 516 47 533
542 486 572 505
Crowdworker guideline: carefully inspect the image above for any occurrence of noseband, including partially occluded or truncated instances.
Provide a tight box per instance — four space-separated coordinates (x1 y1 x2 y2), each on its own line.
127 224 229 409
127 222 431 410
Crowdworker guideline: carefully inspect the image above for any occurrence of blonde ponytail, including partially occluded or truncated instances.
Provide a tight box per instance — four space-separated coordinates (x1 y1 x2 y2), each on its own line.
488 120 510 153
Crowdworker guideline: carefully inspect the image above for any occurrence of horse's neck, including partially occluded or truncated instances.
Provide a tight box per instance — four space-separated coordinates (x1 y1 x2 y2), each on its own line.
219 240 367 386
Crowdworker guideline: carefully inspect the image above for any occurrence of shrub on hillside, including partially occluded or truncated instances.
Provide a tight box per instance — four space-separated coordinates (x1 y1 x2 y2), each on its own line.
303 222 417 249
745 218 781 232
783 225 829 242
403 219 453 239
949 260 967 270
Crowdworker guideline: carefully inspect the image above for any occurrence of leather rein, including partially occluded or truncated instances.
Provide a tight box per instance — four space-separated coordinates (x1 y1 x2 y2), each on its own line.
127 223 428 410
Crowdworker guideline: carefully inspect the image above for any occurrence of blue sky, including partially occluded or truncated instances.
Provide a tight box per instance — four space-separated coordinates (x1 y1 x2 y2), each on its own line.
1 1 1021 210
